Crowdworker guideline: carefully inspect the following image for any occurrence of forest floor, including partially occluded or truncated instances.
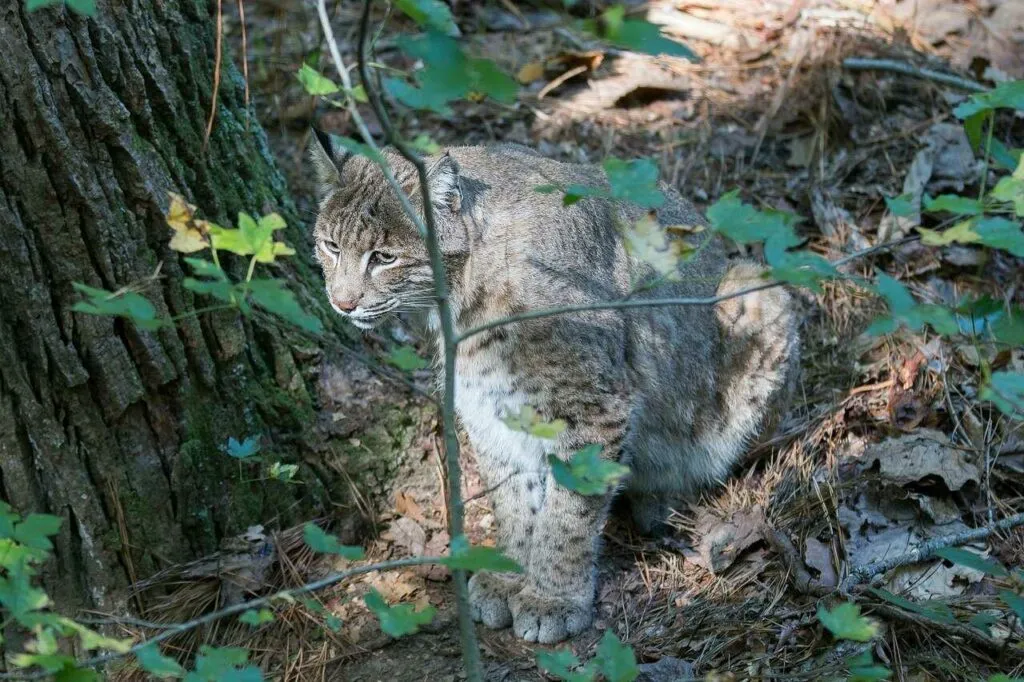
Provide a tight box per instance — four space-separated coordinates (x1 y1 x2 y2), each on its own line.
116 1 1024 680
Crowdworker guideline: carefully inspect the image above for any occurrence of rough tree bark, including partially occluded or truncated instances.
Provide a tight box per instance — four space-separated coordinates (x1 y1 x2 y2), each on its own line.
0 0 353 621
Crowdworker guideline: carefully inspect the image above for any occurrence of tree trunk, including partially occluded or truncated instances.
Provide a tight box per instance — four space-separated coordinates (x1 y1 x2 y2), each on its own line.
0 0 353 620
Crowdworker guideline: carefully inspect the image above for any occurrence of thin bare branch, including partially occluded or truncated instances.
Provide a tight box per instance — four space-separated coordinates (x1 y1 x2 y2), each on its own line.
842 57 987 93
353 2 483 678
0 557 442 680
839 511 1024 594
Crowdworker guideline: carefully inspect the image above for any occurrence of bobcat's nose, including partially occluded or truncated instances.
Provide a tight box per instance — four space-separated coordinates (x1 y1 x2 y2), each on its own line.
332 298 359 313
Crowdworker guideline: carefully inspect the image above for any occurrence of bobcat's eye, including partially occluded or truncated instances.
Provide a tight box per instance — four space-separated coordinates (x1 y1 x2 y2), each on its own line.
321 240 340 255
369 251 397 266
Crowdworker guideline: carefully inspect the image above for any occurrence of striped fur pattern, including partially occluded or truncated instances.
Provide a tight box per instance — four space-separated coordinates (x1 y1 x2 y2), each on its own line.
309 135 799 643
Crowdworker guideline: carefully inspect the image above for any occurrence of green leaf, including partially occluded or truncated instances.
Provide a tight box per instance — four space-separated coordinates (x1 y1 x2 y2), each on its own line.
969 611 998 633
296 64 339 96
922 194 984 215
603 158 664 209
395 0 459 36
0 574 51 621
706 191 801 249
441 535 522 572
870 273 959 337
502 405 567 440
885 193 917 217
980 371 1024 417
582 6 697 61
302 523 365 560
13 514 62 552
593 630 638 682
54 665 101 682
239 608 275 626
990 175 1024 217
57 618 133 653
411 134 441 155
846 652 891 682
185 646 260 682
185 258 228 280
72 283 164 331
988 140 1022 172
183 278 236 302
953 81 1024 119
136 643 186 679
988 676 1024 682
998 589 1024 622
867 587 956 624
766 248 836 292
386 33 518 112
387 345 429 371
934 547 1008 577
210 212 294 263
364 589 436 638
333 135 384 163
26 0 96 16
385 77 453 115
266 461 299 482
467 57 519 104
535 649 596 682
917 219 980 247
225 436 261 459
549 445 630 496
562 183 606 206
247 279 323 334
973 216 1024 257
534 184 559 194
817 602 879 642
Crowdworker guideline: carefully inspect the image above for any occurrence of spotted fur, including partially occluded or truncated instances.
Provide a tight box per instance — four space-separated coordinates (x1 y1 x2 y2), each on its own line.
309 134 799 643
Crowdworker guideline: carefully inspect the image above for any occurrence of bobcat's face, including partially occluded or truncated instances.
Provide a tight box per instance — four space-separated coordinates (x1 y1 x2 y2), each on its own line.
309 131 461 330
313 185 434 329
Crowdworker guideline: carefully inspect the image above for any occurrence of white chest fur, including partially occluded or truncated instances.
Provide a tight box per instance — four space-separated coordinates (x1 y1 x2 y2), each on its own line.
454 368 549 471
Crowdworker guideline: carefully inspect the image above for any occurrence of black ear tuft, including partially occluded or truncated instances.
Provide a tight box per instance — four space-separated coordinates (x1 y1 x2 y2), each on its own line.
426 152 461 212
309 127 345 200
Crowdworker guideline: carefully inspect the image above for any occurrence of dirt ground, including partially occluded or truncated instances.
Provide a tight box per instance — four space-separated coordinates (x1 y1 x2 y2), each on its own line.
112 1 1024 679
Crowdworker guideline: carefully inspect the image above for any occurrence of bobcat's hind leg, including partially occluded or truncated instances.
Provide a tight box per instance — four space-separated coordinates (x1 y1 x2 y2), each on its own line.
713 261 800 447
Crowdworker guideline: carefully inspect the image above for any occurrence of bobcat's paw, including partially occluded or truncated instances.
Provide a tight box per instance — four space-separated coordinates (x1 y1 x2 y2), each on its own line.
509 586 593 643
468 572 522 629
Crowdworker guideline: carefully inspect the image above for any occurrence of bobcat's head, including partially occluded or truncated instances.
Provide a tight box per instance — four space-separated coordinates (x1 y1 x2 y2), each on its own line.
308 129 464 329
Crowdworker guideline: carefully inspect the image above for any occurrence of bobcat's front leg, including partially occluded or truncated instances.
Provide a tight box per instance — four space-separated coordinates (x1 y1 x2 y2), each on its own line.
468 446 545 629
509 416 628 644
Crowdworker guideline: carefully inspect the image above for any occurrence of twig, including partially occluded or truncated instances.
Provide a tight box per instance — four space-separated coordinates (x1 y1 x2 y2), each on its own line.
237 0 250 129
867 602 1015 656
538 64 589 100
457 236 917 343
842 57 987 93
839 512 1024 594
0 557 441 680
299 1 483 679
354 3 483 679
203 0 224 150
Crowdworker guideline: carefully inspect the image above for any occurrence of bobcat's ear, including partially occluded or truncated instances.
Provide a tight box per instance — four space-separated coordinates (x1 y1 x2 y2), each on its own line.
309 127 347 200
426 152 461 213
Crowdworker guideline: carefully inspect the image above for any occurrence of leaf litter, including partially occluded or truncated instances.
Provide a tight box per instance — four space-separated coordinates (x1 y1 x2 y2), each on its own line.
108 0 1024 679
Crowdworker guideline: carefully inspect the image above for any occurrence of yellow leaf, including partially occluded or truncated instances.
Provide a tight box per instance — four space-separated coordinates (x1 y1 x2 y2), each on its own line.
623 212 690 277
516 61 545 84
166 192 210 253
917 219 980 246
664 223 705 236
465 91 486 103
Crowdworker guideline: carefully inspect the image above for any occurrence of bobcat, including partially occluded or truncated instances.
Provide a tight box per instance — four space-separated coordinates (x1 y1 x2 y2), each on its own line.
309 131 799 644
